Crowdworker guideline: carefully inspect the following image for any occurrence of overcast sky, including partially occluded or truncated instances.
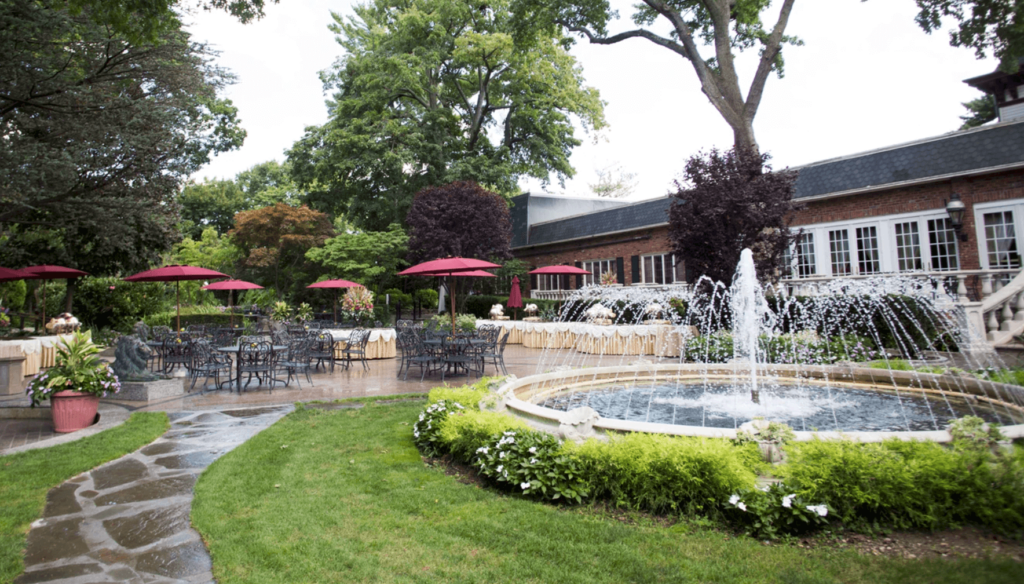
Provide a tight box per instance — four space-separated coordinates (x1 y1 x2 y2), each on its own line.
186 0 995 201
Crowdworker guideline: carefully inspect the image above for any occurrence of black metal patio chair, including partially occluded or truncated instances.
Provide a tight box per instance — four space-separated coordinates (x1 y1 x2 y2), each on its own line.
161 333 193 374
480 330 511 376
187 342 233 392
341 329 371 371
400 331 440 381
238 340 278 392
309 330 337 373
277 337 314 388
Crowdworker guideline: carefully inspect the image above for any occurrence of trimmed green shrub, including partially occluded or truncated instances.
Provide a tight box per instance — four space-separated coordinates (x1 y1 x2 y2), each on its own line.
427 379 492 408
475 428 589 503
464 294 559 320
0 280 27 310
571 433 761 515
143 309 257 330
439 410 529 461
414 288 438 309
724 483 830 540
383 288 413 308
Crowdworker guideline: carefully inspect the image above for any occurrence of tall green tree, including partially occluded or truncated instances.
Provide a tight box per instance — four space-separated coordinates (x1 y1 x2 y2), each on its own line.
288 0 606 231
0 1 244 276
306 224 409 290
179 161 301 238
959 94 998 128
914 0 1024 72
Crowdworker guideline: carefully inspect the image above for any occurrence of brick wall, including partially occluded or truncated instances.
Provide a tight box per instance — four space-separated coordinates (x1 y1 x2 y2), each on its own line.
790 168 1024 271
513 226 676 294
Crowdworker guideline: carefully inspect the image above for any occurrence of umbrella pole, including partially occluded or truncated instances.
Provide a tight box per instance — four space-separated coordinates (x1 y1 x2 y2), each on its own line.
229 290 234 328
448 277 456 333
334 291 338 324
176 281 181 332
41 281 46 333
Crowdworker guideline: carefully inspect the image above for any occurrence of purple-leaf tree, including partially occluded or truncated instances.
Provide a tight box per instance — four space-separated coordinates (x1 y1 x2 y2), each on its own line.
406 181 512 263
668 148 800 286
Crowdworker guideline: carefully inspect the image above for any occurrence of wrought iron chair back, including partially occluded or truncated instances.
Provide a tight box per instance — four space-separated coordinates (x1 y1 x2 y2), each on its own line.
238 340 276 390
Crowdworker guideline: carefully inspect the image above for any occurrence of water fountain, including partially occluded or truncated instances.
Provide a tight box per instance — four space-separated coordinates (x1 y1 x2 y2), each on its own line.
496 250 1024 442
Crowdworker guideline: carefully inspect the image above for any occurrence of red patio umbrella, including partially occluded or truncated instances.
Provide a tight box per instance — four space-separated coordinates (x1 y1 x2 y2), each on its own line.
124 265 229 331
507 275 523 320
202 279 263 329
306 279 364 323
399 258 500 332
23 265 89 332
0 267 32 281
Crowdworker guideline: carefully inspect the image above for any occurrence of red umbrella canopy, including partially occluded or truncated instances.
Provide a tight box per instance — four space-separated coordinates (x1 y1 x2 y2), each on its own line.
202 279 262 291
0 267 33 282
529 265 590 275
307 279 364 289
398 257 500 276
411 269 496 278
507 275 523 308
23 265 89 279
124 265 228 282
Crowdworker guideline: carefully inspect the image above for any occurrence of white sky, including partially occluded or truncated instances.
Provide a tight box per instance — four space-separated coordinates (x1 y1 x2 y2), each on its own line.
186 0 994 202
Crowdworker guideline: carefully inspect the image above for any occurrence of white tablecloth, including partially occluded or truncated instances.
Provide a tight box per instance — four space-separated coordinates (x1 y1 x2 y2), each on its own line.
0 334 77 376
476 320 683 356
324 328 397 359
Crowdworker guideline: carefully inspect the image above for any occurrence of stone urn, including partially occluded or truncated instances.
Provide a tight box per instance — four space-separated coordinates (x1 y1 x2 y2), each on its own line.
50 390 99 433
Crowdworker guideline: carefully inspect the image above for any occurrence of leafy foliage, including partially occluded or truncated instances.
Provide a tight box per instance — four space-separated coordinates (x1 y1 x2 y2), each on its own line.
231 203 334 297
288 0 605 229
0 2 244 275
406 181 512 263
25 332 121 405
915 0 1024 71
73 278 167 332
306 224 408 289
724 483 829 540
669 147 800 286
959 94 998 129
475 429 590 503
172 228 242 276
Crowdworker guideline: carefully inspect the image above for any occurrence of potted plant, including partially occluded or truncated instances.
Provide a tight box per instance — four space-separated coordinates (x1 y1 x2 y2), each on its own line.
25 331 121 433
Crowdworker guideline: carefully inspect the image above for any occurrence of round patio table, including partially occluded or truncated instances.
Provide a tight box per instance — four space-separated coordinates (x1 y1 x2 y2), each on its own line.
218 345 287 392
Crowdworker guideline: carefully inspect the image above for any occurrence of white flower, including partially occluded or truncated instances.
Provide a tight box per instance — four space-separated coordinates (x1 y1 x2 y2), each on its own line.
496 465 504 473
455 403 464 410
499 451 506 459
521 482 530 490
737 502 747 512
729 494 740 505
806 505 828 517
528 446 537 454
503 431 516 437
530 458 538 464
418 413 425 421
757 485 770 492
414 431 420 438
476 446 489 455
505 437 515 444
782 494 795 508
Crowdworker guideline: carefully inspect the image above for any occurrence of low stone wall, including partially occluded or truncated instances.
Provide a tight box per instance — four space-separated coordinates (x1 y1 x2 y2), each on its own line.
105 378 185 402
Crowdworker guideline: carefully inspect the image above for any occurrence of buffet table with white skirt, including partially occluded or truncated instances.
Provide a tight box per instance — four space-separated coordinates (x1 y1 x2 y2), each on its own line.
325 328 397 360
0 333 77 376
475 320 683 357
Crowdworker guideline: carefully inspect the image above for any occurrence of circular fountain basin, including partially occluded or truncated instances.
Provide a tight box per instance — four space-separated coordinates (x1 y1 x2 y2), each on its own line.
501 364 1024 442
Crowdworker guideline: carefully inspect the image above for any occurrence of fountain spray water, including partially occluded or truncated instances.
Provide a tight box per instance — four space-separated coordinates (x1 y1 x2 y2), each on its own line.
729 249 771 404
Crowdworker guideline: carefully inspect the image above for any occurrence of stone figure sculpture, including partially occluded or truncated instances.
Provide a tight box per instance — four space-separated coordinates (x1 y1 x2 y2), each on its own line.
111 334 160 381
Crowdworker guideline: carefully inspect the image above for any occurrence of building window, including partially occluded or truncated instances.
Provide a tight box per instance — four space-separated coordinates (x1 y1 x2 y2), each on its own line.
927 218 959 271
828 229 851 276
640 253 685 284
582 259 614 286
983 210 1019 268
894 222 923 271
855 226 880 274
536 274 565 291
795 233 816 277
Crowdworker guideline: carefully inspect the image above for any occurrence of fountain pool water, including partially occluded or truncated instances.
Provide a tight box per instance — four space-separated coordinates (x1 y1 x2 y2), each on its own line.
498 249 1024 441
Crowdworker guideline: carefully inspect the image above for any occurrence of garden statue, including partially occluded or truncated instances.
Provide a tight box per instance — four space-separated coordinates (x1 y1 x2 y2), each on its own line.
111 334 160 381
585 304 616 325
133 321 150 341
523 303 541 322
489 304 509 320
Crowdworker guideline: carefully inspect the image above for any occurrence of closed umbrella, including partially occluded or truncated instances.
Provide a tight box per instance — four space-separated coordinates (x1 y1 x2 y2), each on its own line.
507 275 523 320
124 265 229 331
23 265 89 332
202 280 263 329
306 279 364 323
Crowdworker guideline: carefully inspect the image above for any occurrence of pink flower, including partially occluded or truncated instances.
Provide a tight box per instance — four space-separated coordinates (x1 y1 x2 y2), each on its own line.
109 286 116 290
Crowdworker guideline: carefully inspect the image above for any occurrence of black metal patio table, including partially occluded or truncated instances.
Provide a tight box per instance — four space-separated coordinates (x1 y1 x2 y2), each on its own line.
217 344 287 392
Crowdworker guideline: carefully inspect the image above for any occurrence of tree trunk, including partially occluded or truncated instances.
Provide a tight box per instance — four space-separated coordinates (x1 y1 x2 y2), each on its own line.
732 120 759 156
64 279 76 314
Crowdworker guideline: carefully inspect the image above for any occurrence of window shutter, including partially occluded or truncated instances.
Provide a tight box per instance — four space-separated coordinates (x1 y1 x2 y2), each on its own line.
616 257 625 285
574 261 583 288
530 273 537 292
631 255 640 284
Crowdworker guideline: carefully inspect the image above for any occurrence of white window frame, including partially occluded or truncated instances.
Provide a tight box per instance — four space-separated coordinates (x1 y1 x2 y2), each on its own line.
789 206 967 277
581 258 615 286
638 252 684 285
973 199 1024 269
535 273 566 291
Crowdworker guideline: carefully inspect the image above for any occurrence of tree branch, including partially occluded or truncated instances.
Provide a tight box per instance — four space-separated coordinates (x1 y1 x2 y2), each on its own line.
744 0 796 124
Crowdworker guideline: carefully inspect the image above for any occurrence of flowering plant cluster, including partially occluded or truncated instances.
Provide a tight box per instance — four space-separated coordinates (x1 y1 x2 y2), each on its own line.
725 483 829 540
474 429 589 503
342 287 374 313
25 331 121 406
413 399 463 457
599 270 617 286
0 310 10 329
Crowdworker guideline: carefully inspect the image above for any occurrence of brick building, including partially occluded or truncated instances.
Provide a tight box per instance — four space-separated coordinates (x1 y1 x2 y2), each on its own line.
512 64 1024 301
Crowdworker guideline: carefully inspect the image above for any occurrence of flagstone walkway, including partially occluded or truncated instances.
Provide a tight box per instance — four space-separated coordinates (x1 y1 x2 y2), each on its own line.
15 405 292 584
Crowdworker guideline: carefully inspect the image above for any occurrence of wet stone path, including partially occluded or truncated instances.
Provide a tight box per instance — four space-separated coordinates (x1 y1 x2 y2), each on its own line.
16 406 293 584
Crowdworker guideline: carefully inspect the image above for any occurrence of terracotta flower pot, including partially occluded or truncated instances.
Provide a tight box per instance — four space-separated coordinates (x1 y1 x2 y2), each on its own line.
51 390 100 433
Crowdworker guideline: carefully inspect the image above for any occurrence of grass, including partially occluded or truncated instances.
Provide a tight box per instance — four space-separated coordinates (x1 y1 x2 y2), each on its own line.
191 402 1022 584
0 412 169 582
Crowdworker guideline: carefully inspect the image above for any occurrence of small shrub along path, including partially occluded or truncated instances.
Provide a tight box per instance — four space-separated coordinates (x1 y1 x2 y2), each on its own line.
191 401 1023 584
0 412 169 583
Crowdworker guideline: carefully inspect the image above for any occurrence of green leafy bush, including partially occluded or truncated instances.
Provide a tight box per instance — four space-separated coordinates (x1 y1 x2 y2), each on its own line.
414 288 438 309
412 400 463 457
74 277 167 331
779 438 1024 534
948 415 1006 450
426 313 477 332
571 433 760 515
724 483 830 540
440 410 529 461
684 331 877 364
475 429 589 503
143 308 256 330
427 380 492 409
383 288 413 307
0 280 27 310
464 294 559 320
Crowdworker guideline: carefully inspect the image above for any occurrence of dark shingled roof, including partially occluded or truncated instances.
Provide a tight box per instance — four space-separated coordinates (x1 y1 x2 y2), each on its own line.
792 120 1024 200
519 196 673 248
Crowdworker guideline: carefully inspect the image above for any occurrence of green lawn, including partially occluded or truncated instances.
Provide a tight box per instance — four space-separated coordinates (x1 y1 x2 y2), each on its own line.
191 402 1022 584
0 412 169 583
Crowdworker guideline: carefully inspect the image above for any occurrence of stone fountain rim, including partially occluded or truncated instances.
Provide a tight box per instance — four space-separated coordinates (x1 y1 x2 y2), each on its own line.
499 364 1024 443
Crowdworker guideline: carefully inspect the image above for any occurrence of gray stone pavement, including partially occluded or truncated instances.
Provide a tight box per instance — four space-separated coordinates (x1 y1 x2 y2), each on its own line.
15 405 292 584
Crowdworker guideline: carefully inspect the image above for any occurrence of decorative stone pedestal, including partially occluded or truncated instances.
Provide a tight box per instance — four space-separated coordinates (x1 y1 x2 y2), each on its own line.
104 378 185 402
0 355 27 396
